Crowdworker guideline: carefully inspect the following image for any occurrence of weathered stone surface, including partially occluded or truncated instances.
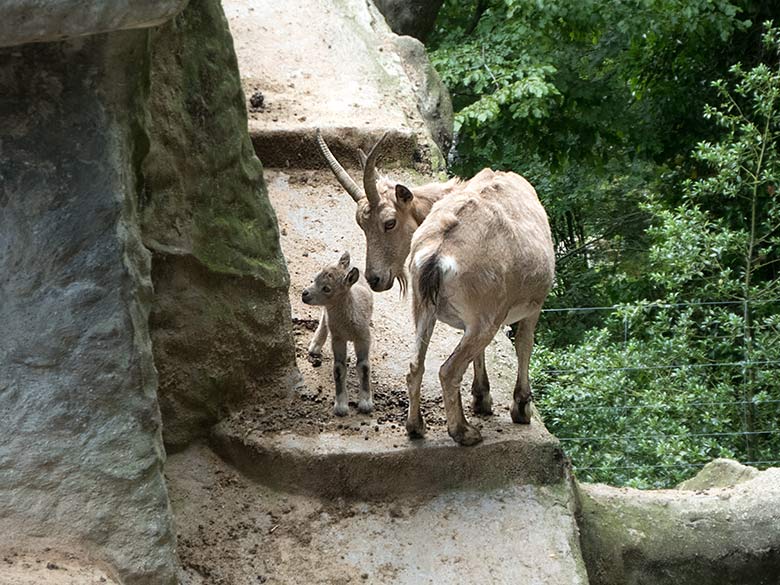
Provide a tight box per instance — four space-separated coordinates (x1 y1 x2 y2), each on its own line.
143 0 296 451
0 0 187 48
373 0 443 42
0 31 178 585
224 0 447 171
577 462 780 585
392 34 454 155
169 444 590 585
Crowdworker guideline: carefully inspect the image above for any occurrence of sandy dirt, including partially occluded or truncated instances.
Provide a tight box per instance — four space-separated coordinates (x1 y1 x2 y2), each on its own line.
0 551 117 585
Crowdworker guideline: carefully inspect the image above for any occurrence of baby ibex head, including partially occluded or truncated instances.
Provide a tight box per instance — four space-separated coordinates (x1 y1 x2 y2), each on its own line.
316 129 416 294
301 251 360 306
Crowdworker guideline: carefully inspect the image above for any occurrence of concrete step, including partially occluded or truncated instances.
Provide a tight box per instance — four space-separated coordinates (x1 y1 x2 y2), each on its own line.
247 126 419 171
169 444 590 585
212 416 566 500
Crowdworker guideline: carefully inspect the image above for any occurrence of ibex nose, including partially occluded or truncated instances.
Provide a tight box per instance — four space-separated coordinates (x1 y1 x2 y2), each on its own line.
301 290 310 303
367 275 381 290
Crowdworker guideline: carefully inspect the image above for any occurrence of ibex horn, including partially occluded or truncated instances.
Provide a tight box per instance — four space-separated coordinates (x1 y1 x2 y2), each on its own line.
361 131 389 207
316 129 364 203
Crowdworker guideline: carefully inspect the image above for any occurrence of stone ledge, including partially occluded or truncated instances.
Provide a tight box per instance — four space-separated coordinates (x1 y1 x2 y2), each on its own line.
0 0 187 48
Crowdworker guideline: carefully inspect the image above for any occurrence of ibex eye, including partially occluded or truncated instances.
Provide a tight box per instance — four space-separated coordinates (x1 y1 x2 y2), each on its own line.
384 219 397 231
322 286 331 293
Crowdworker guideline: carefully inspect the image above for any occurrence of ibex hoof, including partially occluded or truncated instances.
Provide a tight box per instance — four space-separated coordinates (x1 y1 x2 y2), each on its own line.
405 413 426 439
471 394 493 416
449 424 483 446
307 352 323 368
357 399 374 414
510 401 532 424
333 402 349 417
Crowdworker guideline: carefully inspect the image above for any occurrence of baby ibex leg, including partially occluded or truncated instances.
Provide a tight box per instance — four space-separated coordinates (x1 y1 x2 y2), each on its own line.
308 309 328 367
354 338 373 414
331 337 349 416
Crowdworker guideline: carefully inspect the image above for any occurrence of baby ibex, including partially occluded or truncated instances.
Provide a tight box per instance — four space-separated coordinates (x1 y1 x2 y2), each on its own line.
316 129 555 445
302 251 374 416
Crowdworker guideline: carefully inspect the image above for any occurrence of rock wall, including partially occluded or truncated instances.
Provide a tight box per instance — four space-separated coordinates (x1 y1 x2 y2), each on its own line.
0 31 178 585
142 0 296 452
577 460 780 585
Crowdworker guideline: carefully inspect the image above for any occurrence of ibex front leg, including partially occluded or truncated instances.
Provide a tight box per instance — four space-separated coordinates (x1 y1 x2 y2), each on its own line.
471 349 493 415
405 306 436 438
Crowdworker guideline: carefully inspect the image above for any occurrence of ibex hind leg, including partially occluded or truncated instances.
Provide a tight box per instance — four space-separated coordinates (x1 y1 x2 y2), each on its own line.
511 311 540 424
405 306 436 439
440 325 499 446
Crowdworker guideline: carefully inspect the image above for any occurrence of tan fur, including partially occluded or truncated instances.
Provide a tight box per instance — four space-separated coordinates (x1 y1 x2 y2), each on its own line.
319 137 555 445
302 252 374 416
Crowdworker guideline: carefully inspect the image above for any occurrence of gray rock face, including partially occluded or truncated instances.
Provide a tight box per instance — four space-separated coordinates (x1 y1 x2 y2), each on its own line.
391 35 454 156
577 462 780 585
373 0 443 42
0 31 178 585
143 0 296 451
0 0 187 48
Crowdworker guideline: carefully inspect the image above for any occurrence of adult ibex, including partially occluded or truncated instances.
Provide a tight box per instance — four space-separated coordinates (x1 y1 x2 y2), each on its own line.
316 129 555 445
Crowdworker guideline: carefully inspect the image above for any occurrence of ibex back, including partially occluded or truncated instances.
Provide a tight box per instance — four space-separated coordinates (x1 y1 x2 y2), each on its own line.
316 129 555 445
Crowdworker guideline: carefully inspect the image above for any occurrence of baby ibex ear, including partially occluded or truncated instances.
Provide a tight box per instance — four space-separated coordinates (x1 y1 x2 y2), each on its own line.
338 251 351 268
345 266 360 287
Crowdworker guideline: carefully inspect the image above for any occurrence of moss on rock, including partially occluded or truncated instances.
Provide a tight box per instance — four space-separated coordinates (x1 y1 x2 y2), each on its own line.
142 0 295 450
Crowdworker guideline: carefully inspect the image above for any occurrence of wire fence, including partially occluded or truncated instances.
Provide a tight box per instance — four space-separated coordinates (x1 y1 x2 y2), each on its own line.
533 298 780 488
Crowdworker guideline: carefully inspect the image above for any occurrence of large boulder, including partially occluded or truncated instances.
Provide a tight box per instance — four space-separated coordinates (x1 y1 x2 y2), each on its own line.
577 461 780 585
0 30 179 585
373 0 443 42
142 0 297 452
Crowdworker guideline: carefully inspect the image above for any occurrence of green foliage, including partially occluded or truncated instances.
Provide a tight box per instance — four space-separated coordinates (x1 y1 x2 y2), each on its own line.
535 24 780 487
429 3 780 486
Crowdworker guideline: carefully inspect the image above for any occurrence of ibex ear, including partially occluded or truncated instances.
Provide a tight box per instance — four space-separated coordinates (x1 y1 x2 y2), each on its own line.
345 267 360 286
395 184 414 205
338 251 351 268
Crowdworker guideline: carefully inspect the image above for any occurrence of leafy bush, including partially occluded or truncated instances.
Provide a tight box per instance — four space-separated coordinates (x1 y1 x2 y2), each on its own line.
535 24 780 486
